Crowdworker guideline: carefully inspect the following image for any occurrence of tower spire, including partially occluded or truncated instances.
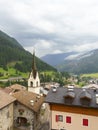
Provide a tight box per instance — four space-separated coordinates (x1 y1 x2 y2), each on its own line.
32 50 37 79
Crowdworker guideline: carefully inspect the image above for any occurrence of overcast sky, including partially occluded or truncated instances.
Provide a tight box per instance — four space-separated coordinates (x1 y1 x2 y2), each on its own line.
0 0 98 57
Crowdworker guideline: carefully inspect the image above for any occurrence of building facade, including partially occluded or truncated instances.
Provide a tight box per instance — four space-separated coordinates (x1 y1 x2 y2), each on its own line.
0 104 14 130
14 102 35 128
0 90 15 130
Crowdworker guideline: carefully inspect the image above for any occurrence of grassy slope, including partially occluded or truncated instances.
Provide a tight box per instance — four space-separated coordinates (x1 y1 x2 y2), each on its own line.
0 67 28 79
82 73 98 78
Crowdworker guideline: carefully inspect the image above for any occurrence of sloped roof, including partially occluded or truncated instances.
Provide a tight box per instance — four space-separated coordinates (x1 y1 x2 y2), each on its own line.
80 89 92 100
0 90 16 109
12 90 45 113
2 84 26 95
1 87 13 94
83 84 98 89
9 84 26 90
64 91 75 98
45 87 98 108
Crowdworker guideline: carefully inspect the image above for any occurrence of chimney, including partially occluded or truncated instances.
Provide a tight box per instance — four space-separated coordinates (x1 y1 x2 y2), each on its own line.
30 100 34 106
95 94 98 104
52 86 57 92
37 94 40 99
67 85 74 91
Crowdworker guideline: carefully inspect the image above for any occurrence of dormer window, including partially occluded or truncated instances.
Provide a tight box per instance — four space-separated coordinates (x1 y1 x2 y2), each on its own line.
80 89 92 106
64 91 75 104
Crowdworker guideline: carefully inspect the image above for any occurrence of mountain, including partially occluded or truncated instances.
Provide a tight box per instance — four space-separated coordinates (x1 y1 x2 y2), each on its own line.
41 49 98 74
57 49 98 74
0 30 56 72
41 52 77 66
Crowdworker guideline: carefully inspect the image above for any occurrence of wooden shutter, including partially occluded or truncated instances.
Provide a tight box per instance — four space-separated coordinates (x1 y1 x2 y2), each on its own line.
56 115 58 122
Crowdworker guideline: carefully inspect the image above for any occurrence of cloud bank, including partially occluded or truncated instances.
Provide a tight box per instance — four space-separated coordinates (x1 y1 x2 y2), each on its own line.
0 0 98 57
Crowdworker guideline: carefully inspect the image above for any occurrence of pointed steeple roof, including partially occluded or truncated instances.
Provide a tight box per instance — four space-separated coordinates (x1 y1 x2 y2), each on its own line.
32 50 37 79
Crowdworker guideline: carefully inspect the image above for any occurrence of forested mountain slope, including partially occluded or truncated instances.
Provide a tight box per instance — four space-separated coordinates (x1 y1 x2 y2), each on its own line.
0 30 56 72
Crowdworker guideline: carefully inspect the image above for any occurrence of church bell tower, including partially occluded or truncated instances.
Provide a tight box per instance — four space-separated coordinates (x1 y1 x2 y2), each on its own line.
28 51 40 94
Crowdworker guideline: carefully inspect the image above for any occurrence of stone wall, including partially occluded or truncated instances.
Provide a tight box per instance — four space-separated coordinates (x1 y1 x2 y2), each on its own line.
13 102 34 127
0 103 14 130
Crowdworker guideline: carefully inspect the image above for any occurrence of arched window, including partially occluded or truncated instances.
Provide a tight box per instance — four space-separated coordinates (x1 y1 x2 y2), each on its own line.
36 81 38 87
31 81 33 87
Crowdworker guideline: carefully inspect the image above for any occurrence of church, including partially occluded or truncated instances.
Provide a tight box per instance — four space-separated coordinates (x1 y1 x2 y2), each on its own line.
28 51 41 95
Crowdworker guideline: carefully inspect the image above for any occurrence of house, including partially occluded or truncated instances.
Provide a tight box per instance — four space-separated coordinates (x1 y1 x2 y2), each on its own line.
2 84 26 95
1 83 45 129
42 82 60 96
28 51 41 95
45 86 98 130
10 84 26 91
12 90 44 129
83 83 98 89
0 90 16 130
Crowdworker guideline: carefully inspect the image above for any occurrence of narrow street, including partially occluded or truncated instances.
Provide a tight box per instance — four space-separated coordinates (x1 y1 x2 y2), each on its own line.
39 121 50 130
38 103 50 130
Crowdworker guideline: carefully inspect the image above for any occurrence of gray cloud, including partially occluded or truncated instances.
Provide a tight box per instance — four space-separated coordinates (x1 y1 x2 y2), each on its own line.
0 0 98 57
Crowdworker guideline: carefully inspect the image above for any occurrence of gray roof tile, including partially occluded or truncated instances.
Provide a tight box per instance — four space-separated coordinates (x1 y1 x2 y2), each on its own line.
45 87 98 108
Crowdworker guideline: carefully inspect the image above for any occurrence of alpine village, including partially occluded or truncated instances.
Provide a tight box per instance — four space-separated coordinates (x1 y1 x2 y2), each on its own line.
1 30 98 130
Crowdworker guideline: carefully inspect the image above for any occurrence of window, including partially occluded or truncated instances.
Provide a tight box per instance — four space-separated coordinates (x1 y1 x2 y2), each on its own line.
58 115 63 122
30 81 33 87
83 119 88 126
66 116 71 123
18 109 24 115
7 111 9 118
55 115 63 122
7 127 9 130
36 81 38 87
